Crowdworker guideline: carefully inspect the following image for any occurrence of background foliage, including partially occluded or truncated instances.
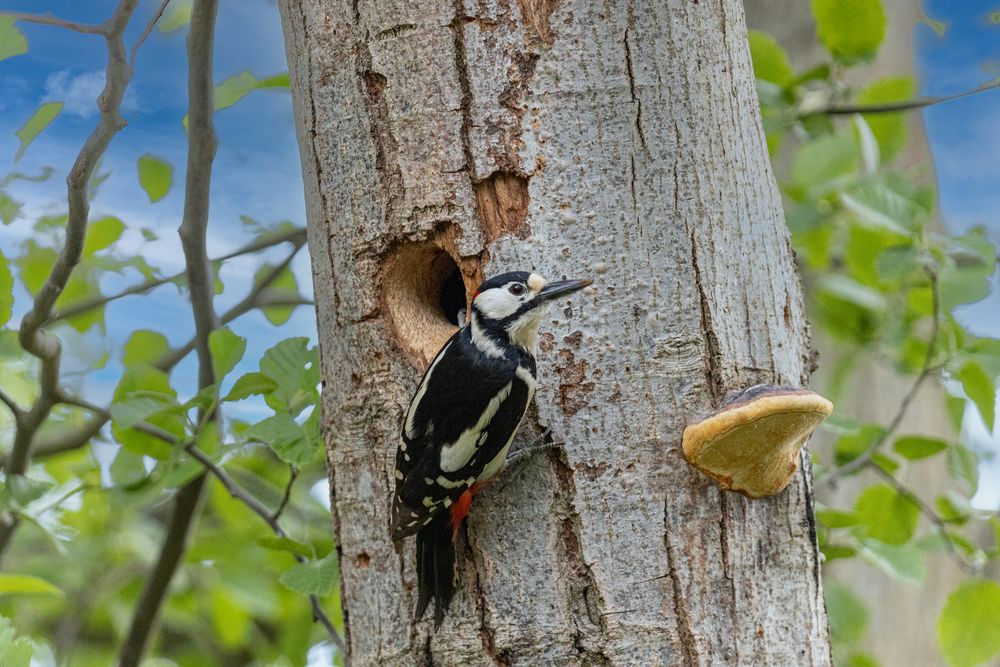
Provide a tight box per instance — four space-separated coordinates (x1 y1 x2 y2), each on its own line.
752 1 1000 665
0 0 997 665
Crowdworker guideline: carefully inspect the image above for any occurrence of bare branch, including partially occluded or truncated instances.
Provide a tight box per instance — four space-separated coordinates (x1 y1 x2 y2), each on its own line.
119 0 220 662
272 466 299 522
116 474 207 667
49 226 305 323
0 390 21 420
810 80 1000 117
129 0 171 66
0 10 106 35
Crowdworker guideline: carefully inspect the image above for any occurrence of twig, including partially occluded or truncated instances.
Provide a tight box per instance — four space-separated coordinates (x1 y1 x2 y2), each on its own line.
0 0 142 564
812 79 1000 117
117 474 207 667
0 10 106 35
58 395 345 652
118 0 219 663
823 272 940 485
867 463 977 575
48 226 305 323
0 390 21 419
272 466 299 522
129 0 171 66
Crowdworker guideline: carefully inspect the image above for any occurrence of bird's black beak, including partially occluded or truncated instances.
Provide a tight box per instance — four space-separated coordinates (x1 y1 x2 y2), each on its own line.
537 278 593 302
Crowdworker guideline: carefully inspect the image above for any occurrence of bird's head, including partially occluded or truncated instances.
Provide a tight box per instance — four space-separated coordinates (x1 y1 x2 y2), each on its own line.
469 271 591 354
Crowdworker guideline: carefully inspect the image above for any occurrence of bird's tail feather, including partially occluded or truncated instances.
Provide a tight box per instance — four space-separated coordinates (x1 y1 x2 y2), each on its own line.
414 512 455 628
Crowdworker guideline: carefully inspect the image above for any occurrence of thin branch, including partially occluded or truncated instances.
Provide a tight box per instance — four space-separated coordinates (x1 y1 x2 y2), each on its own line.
48 226 305 323
272 466 299 522
116 474 207 667
58 396 345 652
119 0 219 662
129 0 171 66
823 272 940 485
12 242 307 466
0 390 21 419
812 80 1000 117
0 0 142 563
0 10 106 35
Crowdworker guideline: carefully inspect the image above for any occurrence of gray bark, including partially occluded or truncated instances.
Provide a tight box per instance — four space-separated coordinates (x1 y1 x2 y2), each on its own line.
279 0 832 664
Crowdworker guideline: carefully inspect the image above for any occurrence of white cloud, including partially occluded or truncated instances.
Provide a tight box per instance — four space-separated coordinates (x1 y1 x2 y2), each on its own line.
42 70 139 118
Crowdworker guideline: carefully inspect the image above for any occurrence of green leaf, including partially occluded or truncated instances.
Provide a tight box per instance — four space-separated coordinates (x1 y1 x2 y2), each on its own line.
857 540 925 584
258 265 301 326
279 552 338 596
245 413 319 466
816 508 860 528
825 581 868 645
111 366 184 459
3 476 53 508
224 372 278 402
947 443 979 495
792 134 858 191
748 30 794 86
259 337 319 415
109 448 149 488
83 216 125 256
182 70 290 128
834 424 885 465
0 17 28 62
811 0 887 64
110 394 177 430
0 616 31 667
0 191 22 225
211 587 250 648
956 361 995 432
137 154 173 203
938 580 1000 667
846 653 880 667
856 77 916 161
208 327 246 383
15 102 62 161
257 535 315 559
159 0 192 32
853 483 919 545
123 330 170 367
0 573 61 596
14 241 56 294
893 436 948 460
0 248 12 328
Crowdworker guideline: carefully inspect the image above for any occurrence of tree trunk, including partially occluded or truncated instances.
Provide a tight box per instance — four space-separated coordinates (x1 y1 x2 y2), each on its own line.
279 1 832 664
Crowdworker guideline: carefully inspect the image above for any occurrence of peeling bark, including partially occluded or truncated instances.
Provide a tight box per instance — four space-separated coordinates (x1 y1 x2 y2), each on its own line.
279 0 832 664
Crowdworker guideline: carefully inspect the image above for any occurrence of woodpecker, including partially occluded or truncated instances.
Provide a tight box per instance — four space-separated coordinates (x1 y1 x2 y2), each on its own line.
390 270 591 627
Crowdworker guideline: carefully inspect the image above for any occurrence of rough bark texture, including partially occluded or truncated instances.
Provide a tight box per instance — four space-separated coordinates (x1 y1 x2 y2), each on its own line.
279 0 832 664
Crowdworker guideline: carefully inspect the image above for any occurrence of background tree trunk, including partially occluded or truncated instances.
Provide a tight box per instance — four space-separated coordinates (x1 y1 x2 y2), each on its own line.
742 3 962 665
279 0 832 664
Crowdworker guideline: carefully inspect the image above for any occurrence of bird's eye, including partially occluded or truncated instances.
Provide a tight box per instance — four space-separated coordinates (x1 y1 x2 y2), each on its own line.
508 283 526 296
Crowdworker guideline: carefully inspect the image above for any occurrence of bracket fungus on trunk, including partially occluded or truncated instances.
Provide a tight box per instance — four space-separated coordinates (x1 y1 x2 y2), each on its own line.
682 384 833 498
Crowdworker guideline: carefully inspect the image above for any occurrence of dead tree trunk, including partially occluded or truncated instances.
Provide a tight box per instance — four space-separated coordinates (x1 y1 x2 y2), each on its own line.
279 0 832 664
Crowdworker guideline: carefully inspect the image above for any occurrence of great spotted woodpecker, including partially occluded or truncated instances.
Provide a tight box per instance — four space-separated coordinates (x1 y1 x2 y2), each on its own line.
390 270 591 627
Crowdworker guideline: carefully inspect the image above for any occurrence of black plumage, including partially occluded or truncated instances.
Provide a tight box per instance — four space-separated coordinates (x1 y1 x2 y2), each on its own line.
390 270 591 627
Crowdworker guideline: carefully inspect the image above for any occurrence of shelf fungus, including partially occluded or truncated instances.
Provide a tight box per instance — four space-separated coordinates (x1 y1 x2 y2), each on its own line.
682 384 833 498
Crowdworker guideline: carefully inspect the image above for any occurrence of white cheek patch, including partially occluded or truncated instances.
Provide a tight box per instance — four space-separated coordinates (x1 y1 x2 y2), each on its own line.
475 287 520 320
527 273 547 294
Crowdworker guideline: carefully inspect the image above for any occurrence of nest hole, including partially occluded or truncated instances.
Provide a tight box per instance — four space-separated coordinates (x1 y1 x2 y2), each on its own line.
384 244 468 366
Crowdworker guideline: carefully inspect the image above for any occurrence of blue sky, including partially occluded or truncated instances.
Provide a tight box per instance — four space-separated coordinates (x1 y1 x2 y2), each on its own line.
0 0 312 424
0 2 998 500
